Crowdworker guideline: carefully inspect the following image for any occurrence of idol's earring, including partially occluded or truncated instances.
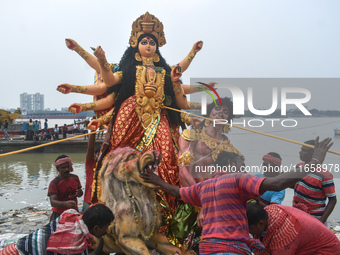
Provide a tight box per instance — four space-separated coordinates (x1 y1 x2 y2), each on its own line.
135 52 142 61
223 125 230 134
153 53 160 62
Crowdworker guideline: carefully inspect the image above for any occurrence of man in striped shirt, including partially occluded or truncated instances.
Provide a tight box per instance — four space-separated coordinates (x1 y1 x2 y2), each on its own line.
141 137 333 255
293 139 337 223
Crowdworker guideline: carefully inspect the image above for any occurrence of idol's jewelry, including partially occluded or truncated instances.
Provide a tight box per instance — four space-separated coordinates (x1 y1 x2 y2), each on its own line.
98 58 111 72
173 81 183 94
129 12 166 48
186 50 196 62
135 52 142 61
74 85 88 93
153 53 160 63
75 45 89 60
97 112 112 125
81 102 97 111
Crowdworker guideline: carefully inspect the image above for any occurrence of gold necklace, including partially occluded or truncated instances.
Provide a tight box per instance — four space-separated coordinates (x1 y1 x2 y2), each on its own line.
124 172 158 240
143 57 154 65
200 129 240 161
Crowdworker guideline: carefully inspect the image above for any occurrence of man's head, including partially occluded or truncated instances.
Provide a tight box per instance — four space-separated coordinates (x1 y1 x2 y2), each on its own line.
246 203 268 238
299 140 315 163
215 151 245 173
55 154 73 179
262 152 282 177
82 204 114 238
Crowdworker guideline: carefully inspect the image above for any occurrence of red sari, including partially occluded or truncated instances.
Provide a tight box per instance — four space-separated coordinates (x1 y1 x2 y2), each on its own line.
109 95 180 217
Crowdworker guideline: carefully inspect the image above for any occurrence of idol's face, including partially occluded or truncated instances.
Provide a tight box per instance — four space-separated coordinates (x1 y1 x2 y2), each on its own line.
209 105 229 120
138 36 157 58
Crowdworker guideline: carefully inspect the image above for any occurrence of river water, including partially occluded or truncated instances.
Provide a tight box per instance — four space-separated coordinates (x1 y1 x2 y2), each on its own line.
1 117 340 222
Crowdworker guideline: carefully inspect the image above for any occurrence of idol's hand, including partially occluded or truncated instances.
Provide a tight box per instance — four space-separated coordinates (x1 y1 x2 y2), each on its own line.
68 103 82 114
65 38 79 51
87 119 101 131
192 41 203 52
196 82 218 93
57 83 73 94
171 65 182 84
94 46 107 63
206 82 217 89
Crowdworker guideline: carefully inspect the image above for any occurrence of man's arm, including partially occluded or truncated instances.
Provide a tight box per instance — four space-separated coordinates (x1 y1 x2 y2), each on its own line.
254 197 268 207
76 188 83 198
260 137 333 193
141 170 181 198
320 196 337 224
49 194 76 209
86 132 96 161
260 173 303 193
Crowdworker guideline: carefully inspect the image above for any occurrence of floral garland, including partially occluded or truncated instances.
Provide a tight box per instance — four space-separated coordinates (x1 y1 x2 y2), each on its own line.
124 172 158 240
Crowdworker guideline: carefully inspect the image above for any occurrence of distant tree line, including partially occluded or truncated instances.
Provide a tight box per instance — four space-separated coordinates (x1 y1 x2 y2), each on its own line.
238 109 340 118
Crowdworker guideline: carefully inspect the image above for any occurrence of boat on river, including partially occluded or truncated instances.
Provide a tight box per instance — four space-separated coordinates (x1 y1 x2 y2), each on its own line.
335 123 340 135
0 121 87 137
0 132 104 154
0 119 106 154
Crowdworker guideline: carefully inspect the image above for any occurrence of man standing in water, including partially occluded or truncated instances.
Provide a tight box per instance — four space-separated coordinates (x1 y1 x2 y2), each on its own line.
48 154 83 221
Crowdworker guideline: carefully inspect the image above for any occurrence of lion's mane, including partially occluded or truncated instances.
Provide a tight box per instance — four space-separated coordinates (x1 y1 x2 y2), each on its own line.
100 147 159 235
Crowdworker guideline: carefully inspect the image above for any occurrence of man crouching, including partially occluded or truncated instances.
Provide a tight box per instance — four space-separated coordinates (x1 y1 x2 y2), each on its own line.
0 204 114 255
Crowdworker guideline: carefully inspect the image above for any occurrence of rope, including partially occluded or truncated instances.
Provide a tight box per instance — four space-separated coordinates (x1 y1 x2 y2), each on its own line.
163 106 340 156
0 129 107 158
1 106 339 157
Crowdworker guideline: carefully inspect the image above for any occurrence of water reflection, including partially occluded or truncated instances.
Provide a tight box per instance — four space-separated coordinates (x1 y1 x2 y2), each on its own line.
0 162 24 185
0 152 87 212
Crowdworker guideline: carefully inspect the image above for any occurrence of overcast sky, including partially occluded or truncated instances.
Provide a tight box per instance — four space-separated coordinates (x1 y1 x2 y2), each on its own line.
1 0 339 111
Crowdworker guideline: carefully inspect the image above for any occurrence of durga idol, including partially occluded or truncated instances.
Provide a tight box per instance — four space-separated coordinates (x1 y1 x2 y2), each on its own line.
57 12 204 223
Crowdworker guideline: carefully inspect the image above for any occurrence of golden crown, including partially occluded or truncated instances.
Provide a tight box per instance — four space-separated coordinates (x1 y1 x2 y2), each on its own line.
129 12 166 48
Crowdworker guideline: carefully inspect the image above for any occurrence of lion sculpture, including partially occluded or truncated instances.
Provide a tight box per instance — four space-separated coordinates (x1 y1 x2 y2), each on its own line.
94 146 194 255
